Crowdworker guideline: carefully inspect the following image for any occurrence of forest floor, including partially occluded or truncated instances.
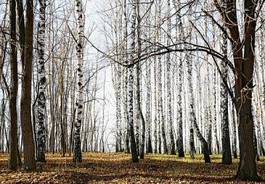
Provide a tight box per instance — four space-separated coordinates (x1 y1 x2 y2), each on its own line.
0 153 265 183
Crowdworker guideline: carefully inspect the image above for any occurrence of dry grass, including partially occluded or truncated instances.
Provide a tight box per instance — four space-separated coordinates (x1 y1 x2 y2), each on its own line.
0 153 264 183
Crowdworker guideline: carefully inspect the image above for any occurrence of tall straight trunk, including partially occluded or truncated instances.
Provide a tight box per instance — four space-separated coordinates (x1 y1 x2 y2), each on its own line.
114 1 122 152
8 0 18 170
157 0 168 154
206 63 212 155
153 2 158 154
173 0 184 158
144 1 152 154
69 74 76 155
213 68 220 154
100 72 106 152
128 0 138 162
176 51 184 157
222 0 258 180
166 0 175 155
60 70 66 157
153 57 158 154
211 22 220 154
20 0 36 171
215 0 260 180
134 64 140 155
123 0 130 153
48 39 55 154
135 0 145 159
115 63 122 152
220 27 232 165
146 60 152 154
73 0 85 163
204 14 212 155
36 0 47 162
0 98 6 152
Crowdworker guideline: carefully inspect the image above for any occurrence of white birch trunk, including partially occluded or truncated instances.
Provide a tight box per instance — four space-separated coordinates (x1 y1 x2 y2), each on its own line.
73 0 85 162
36 0 47 162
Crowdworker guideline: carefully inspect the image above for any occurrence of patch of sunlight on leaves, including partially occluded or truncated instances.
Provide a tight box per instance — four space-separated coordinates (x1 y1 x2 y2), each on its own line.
0 152 264 183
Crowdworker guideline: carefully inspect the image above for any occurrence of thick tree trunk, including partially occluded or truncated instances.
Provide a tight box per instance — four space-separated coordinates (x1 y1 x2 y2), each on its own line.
235 0 259 179
8 0 18 170
20 0 36 171
236 96 258 180
215 0 259 180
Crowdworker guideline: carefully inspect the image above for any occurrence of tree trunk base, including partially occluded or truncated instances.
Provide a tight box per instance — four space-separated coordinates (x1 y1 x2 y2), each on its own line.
36 158 46 163
132 156 139 163
204 153 211 163
178 152 185 158
235 173 261 182
236 163 261 181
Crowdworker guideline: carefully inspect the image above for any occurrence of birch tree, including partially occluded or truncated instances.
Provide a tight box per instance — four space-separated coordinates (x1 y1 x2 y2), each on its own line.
128 0 139 162
36 0 47 162
157 0 168 154
73 0 85 163
166 0 176 155
174 0 184 158
220 17 232 164
186 38 210 163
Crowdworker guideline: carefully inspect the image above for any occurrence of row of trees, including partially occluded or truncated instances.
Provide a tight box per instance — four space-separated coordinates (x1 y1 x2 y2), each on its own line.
108 0 265 181
0 0 106 170
0 0 265 181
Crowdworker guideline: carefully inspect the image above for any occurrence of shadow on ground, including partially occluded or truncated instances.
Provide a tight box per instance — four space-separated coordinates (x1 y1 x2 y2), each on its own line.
0 153 264 183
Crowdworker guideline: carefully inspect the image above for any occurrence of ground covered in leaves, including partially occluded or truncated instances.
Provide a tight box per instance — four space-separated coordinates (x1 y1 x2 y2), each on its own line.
0 153 265 183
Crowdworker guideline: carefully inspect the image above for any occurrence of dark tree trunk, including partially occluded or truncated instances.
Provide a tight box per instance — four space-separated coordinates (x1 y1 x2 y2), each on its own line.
8 0 18 170
139 109 145 159
20 0 36 171
236 96 258 180
189 128 195 159
215 0 259 180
